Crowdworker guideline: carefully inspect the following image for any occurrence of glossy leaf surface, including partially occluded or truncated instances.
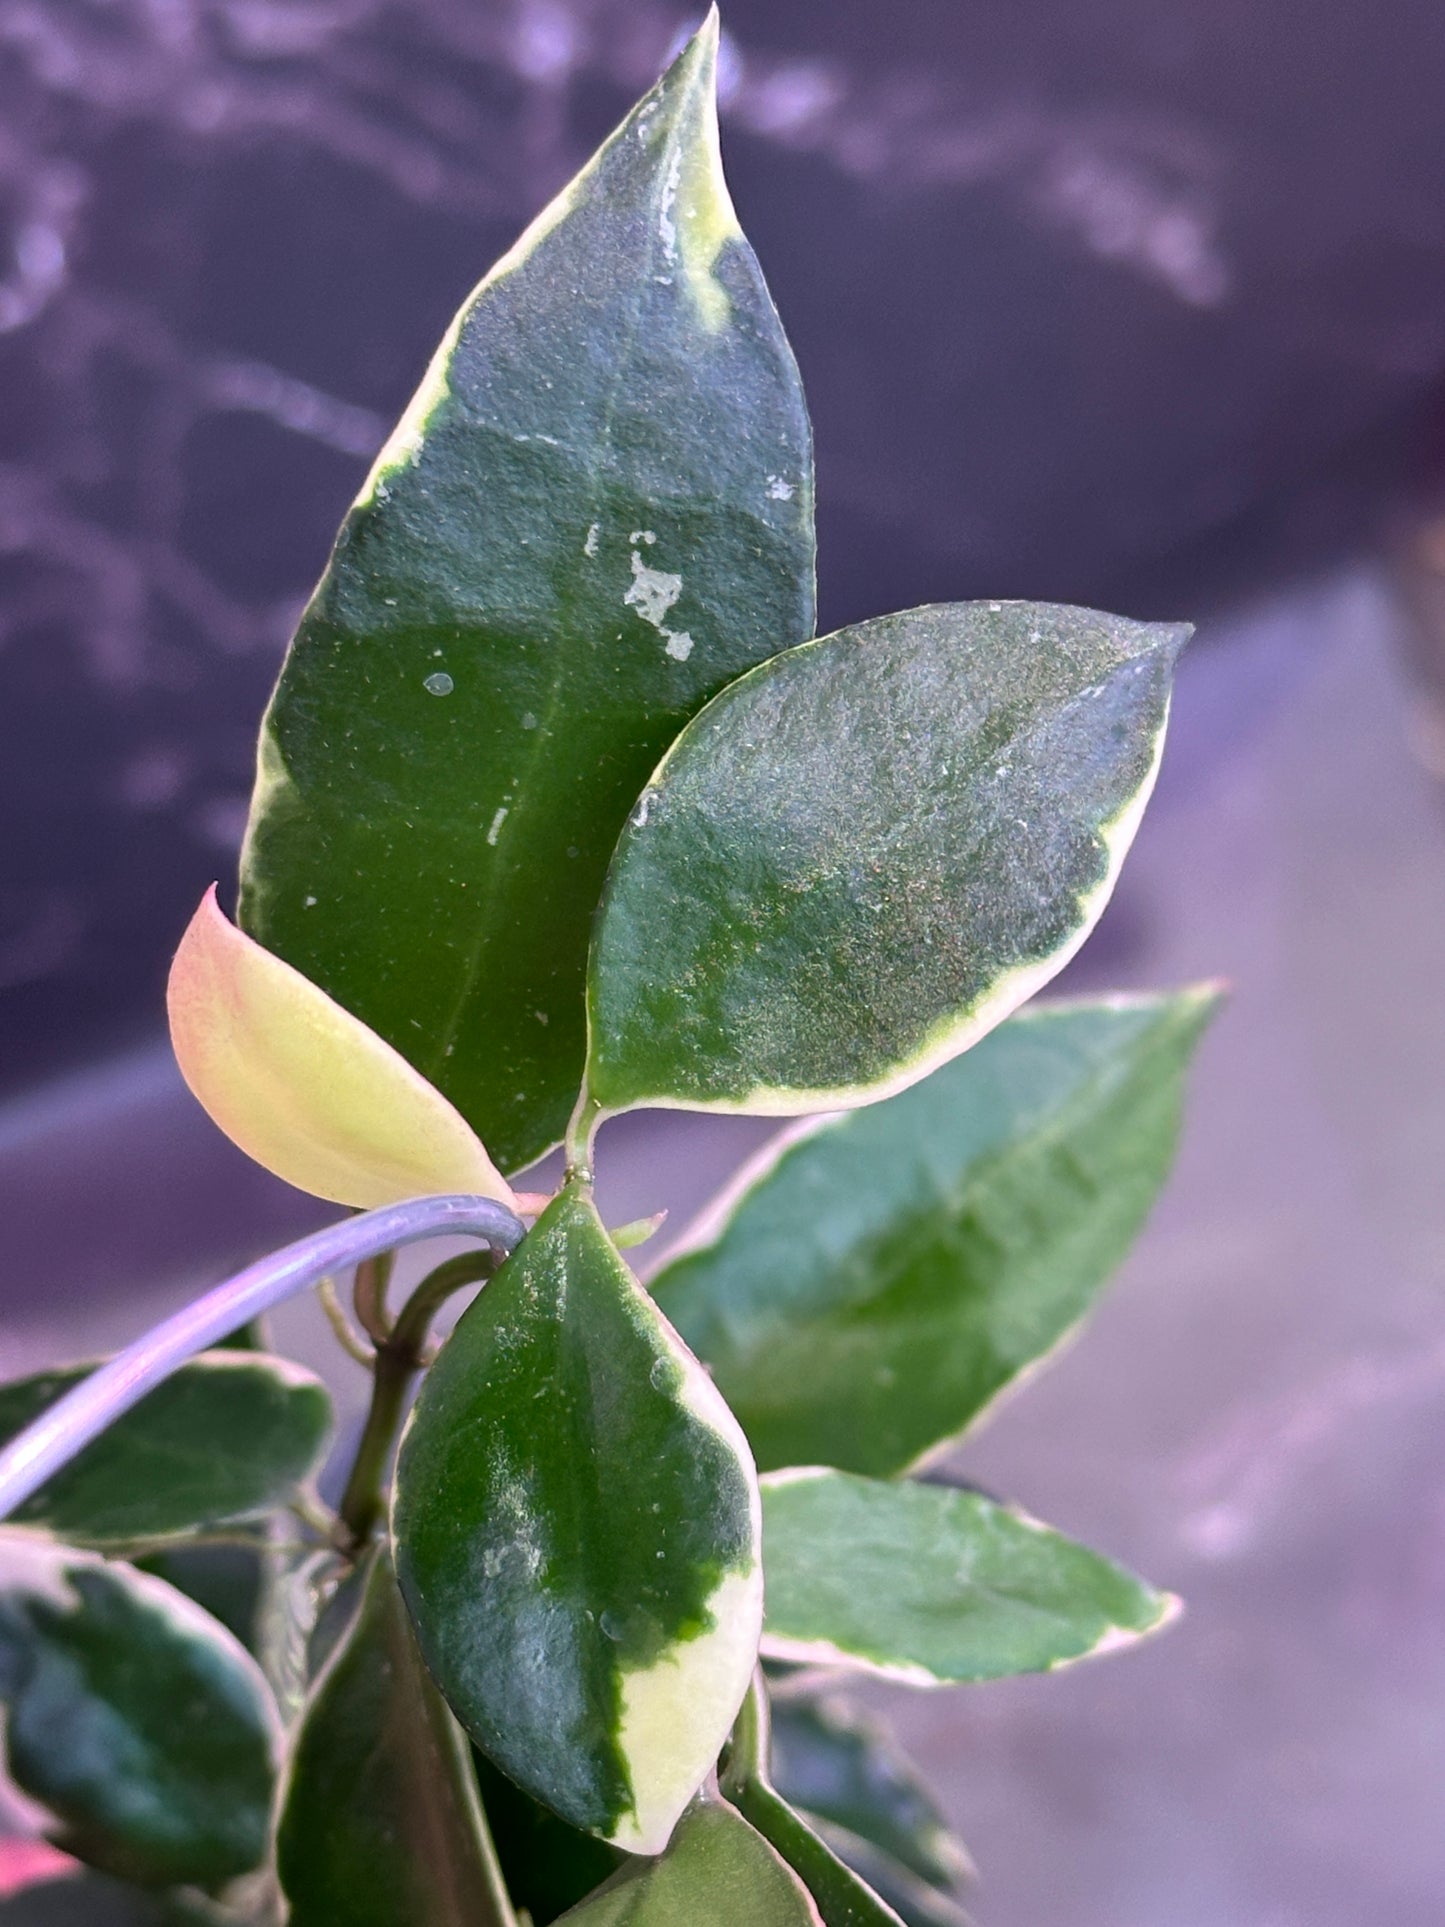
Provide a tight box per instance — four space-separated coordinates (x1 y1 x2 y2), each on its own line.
0 1532 279 1890
276 1551 514 1927
0 1351 331 1545
759 1472 1174 1683
392 1185 762 1853
239 15 815 1173
654 991 1218 1473
588 602 1184 1118
768 1698 970 1895
555 1798 822 1925
169 887 514 1209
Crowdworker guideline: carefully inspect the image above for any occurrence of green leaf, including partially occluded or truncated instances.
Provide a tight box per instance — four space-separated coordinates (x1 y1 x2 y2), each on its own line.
471 1746 624 1926
768 1698 970 1896
587 602 1185 1119
134 1542 264 1653
554 1797 823 1925
0 1530 280 1890
392 1184 763 1854
759 1471 1175 1683
804 1839 968 1927
276 1550 515 1927
719 1681 908 1927
238 12 815 1174
0 1351 332 1546
731 1781 904 1927
653 990 1218 1474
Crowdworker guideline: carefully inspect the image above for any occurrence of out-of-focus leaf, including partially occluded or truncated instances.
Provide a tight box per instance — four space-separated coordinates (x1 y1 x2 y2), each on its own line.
276 1551 514 1927
760 1471 1175 1683
0 1874 170 1924
393 1185 762 1854
0 1531 279 1891
0 1351 331 1545
768 1698 970 1895
239 13 814 1174
654 991 1219 1474
588 603 1184 1120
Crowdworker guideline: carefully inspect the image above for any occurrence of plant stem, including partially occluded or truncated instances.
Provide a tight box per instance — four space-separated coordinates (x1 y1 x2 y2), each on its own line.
721 1669 771 1799
0 1195 526 1522
352 1250 395 1344
336 1346 418 1550
564 1090 602 1184
336 1249 505 1550
317 1275 375 1365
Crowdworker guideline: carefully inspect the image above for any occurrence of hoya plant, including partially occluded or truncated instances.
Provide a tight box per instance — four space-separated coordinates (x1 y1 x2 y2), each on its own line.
0 16 1217 1925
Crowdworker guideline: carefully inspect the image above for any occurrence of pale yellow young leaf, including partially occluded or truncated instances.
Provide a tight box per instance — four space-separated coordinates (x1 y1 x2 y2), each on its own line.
168 886 515 1210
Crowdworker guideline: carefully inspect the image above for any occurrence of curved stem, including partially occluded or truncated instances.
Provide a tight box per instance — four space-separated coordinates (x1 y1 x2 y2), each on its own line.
337 1249 502 1549
389 1250 498 1360
0 1194 526 1522
317 1276 375 1366
352 1250 395 1345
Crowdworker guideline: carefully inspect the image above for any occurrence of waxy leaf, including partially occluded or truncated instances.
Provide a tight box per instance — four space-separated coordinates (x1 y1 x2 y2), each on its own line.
759 1471 1175 1683
768 1698 971 1897
276 1551 514 1927
169 887 514 1209
0 1351 331 1546
653 991 1218 1474
0 1531 279 1890
392 1185 762 1854
239 14 815 1173
588 602 1185 1118
555 1798 822 1925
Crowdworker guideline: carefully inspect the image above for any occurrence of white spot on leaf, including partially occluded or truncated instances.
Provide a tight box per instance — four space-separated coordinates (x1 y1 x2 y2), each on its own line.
487 807 508 845
625 549 683 628
659 145 682 261
583 523 600 558
765 475 795 500
423 671 454 696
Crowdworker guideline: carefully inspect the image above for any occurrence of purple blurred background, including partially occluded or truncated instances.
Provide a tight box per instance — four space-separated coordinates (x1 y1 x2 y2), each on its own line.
4 2 1445 1921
